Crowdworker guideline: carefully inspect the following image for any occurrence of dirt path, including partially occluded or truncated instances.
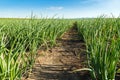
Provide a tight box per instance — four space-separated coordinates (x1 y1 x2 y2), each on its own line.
23 27 90 80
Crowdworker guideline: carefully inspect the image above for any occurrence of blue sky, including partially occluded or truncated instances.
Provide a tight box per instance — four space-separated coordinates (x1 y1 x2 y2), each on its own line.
0 0 120 18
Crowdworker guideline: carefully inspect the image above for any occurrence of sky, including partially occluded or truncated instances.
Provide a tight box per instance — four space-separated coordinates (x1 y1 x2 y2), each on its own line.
0 0 120 18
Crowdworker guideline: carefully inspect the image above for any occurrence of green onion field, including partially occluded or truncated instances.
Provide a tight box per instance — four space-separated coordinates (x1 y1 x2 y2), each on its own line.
0 17 120 80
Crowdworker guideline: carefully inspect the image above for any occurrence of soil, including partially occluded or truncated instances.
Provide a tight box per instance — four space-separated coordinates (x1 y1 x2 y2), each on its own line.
21 26 120 80
22 26 91 80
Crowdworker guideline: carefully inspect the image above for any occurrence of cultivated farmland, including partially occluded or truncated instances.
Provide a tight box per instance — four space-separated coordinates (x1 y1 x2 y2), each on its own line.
0 18 120 80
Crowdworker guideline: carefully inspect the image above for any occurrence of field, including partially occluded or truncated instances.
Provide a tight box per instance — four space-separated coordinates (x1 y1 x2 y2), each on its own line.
0 17 120 80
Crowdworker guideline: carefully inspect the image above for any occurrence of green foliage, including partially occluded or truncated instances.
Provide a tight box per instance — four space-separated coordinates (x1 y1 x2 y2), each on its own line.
0 18 71 80
77 17 120 80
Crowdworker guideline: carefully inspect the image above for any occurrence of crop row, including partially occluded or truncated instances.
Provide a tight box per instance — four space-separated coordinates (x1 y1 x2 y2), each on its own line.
77 17 120 80
0 18 72 80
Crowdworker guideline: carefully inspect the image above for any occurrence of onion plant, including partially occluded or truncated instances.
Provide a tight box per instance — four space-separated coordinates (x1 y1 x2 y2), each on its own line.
77 17 120 80
0 17 71 80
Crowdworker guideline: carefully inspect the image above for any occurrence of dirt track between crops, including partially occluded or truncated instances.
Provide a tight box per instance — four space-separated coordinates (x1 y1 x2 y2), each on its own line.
22 27 91 80
20 20 120 80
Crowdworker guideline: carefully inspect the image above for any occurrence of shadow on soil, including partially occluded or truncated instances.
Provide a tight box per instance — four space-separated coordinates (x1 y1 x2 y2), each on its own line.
22 22 120 80
32 64 90 80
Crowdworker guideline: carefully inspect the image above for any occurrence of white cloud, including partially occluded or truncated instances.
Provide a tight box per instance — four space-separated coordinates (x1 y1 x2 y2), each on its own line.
47 6 63 10
95 0 120 17
1 0 120 18
76 0 120 18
